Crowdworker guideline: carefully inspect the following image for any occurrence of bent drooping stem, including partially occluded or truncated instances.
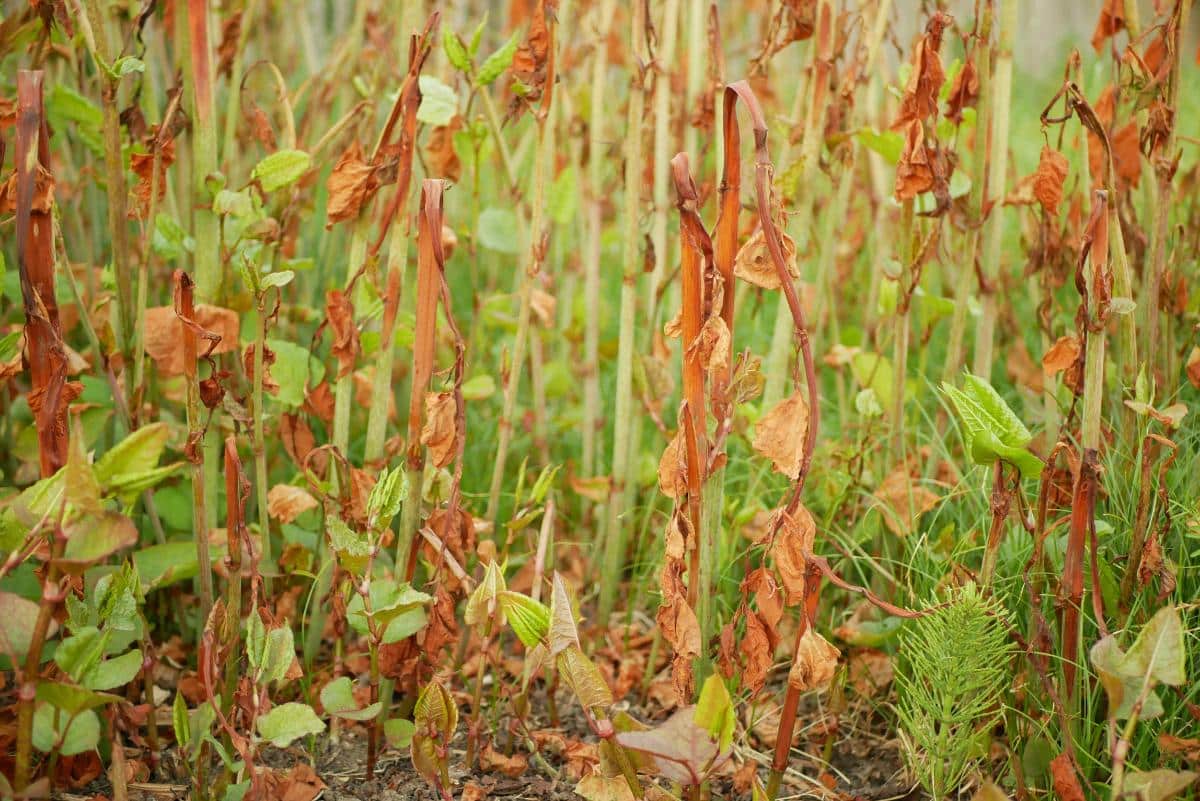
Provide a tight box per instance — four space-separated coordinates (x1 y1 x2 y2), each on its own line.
1062 191 1110 703
176 271 215 614
715 81 819 799
670 153 715 646
762 0 833 409
12 68 74 795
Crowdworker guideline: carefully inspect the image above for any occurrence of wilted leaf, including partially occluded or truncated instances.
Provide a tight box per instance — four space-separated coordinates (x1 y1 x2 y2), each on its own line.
143 304 239 376
733 227 799 290
873 469 941 536
1042 336 1081 376
575 774 636 801
326 290 359 379
788 628 839 692
893 13 948 127
326 142 382 226
894 120 934 200
1123 769 1198 801
657 430 688 499
420 391 457 468
771 505 816 604
752 392 809 479
1033 145 1069 214
1049 755 1085 801
266 484 318 524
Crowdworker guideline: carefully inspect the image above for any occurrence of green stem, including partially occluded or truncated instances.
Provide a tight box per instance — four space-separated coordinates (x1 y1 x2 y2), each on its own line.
942 1 993 381
598 0 648 622
971 0 1015 378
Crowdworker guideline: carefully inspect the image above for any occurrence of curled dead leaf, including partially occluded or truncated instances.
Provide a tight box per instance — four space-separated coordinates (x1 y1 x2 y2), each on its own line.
325 142 382 227
873 469 940 537
326 290 359 379
894 120 934 200
1033 145 1069 214
1042 335 1081 376
733 227 800 290
771 504 816 605
420 391 457 468
752 392 809 479
143 304 239 376
788 628 839 692
266 484 318 524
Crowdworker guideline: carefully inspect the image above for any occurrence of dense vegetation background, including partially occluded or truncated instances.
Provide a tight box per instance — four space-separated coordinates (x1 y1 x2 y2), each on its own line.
1 1 1198 800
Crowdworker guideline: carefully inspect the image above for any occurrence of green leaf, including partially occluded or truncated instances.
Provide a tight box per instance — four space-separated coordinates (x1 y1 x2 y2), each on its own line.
173 692 191 751
109 56 146 78
462 374 496 400
1091 636 1164 720
255 702 325 747
498 591 550 647
320 676 382 721
478 208 520 253
384 717 415 749
464 560 506 628
941 374 1043 479
33 704 100 755
36 681 122 714
346 579 431 644
412 682 457 785
328 519 371 576
255 623 295 685
416 76 458 126
476 31 519 86
366 467 407 530
468 15 488 57
443 29 472 72
556 645 613 712
1123 606 1186 687
152 214 195 259
855 127 903 165
251 150 312 192
548 165 578 225
83 649 143 691
260 270 295 291
59 511 138 569
694 674 735 753
45 84 104 157
94 423 170 488
134 541 201 590
213 189 255 217
266 338 325 407
55 628 109 682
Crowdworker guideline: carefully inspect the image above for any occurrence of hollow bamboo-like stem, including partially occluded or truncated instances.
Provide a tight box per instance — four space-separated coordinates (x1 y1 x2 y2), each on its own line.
486 0 560 524
598 0 649 622
971 0 1015 378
